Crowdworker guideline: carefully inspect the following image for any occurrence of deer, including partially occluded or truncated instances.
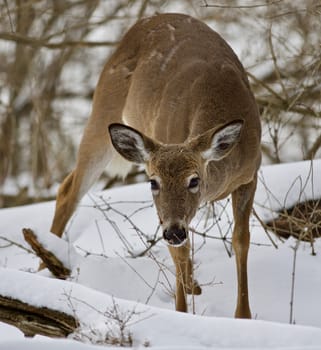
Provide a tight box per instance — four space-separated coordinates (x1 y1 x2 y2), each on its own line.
49 13 261 318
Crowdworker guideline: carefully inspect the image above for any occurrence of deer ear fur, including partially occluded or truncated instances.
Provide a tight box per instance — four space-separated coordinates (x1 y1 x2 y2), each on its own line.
108 123 157 164
191 120 244 161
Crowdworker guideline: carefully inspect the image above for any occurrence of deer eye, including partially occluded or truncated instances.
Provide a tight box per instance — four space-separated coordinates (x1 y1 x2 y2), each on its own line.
149 179 160 195
188 177 200 193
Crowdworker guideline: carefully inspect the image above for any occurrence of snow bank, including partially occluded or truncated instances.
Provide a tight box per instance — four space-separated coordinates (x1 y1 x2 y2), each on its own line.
0 160 321 349
1 268 321 349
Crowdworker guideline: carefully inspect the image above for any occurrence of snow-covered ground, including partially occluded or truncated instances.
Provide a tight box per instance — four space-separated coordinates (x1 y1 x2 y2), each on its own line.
0 160 321 349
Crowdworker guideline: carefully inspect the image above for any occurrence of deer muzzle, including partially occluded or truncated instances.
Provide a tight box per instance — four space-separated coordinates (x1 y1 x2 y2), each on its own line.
163 224 187 246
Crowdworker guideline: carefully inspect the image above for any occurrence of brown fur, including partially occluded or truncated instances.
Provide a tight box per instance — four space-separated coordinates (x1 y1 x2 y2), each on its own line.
50 13 261 318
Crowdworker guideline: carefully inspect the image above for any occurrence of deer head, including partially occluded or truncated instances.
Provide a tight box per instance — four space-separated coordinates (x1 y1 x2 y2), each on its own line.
108 120 243 246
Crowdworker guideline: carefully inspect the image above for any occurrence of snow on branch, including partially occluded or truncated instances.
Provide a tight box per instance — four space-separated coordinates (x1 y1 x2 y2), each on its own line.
0 294 77 338
22 228 70 279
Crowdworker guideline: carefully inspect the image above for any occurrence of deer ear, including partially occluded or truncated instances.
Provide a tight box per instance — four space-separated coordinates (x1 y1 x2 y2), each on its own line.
192 120 244 161
108 124 157 163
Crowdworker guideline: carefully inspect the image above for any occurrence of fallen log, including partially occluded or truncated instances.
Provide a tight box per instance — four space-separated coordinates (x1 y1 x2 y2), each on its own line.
0 294 77 338
265 199 321 241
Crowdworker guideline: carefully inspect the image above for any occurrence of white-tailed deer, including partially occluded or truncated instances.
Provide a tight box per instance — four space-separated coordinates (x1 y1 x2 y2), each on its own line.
50 13 261 318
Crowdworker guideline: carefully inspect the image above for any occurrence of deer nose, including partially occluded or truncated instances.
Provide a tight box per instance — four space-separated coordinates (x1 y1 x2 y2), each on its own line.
163 225 187 246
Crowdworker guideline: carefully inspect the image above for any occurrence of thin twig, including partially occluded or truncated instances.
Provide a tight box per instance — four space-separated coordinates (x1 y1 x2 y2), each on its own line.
0 236 35 255
289 239 300 324
201 0 283 9
252 209 279 249
0 32 118 49
268 23 289 100
3 0 14 32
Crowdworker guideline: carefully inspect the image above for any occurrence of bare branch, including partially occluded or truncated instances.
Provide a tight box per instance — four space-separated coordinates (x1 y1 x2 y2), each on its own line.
201 0 283 9
0 31 118 49
3 0 14 32
305 133 321 160
22 228 70 279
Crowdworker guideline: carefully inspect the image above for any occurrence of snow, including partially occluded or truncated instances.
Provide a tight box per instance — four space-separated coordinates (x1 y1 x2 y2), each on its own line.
0 160 321 349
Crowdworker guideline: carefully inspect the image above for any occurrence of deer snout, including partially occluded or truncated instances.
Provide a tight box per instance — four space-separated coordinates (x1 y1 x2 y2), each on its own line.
163 224 187 246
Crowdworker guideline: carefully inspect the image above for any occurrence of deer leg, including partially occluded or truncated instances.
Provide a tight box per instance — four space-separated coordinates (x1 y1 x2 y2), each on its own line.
184 254 202 296
50 170 78 237
231 175 257 319
40 138 111 271
50 57 136 237
50 134 111 237
168 242 190 312
168 239 201 312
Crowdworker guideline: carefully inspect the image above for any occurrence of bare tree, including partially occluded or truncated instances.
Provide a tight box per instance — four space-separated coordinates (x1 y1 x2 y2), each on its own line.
0 0 161 206
200 0 321 163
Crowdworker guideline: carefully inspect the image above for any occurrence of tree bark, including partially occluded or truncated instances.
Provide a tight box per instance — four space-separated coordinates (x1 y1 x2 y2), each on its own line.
22 228 70 279
0 295 77 338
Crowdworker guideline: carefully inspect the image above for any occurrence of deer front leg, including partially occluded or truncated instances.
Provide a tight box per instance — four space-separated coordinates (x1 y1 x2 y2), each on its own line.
51 136 111 237
231 175 257 319
168 242 190 312
168 239 201 312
